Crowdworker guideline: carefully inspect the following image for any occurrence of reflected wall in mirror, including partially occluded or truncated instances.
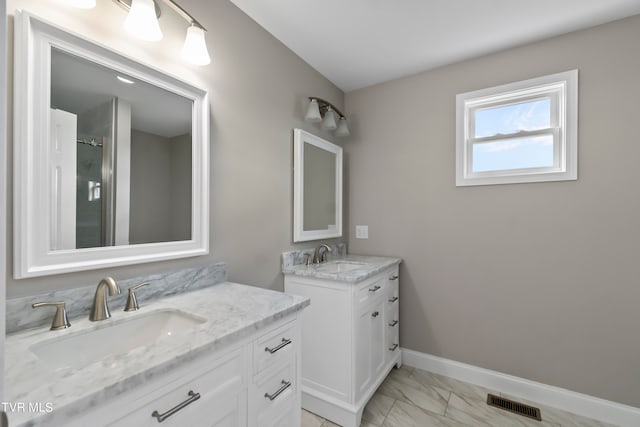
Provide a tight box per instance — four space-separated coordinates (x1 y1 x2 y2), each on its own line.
50 48 193 249
293 129 343 242
14 12 209 278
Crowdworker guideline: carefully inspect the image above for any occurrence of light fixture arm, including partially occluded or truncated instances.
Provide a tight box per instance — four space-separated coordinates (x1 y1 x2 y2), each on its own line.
163 0 206 31
309 97 345 119
113 0 206 31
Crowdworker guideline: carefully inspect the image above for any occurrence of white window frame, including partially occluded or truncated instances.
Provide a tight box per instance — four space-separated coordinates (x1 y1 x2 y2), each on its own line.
456 70 578 186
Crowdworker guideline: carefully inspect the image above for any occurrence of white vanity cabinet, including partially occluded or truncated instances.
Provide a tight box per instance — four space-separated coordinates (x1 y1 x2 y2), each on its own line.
65 315 301 427
284 264 401 427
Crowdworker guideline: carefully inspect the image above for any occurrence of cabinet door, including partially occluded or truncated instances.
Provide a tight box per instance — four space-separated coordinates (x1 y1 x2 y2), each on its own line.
354 306 373 401
370 300 386 379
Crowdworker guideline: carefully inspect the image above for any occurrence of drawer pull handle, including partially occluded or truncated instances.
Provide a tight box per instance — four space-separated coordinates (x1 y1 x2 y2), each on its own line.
151 390 200 423
369 285 381 293
389 320 398 327
388 296 399 302
265 338 292 354
371 311 380 318
389 344 399 351
264 380 292 401
389 275 399 281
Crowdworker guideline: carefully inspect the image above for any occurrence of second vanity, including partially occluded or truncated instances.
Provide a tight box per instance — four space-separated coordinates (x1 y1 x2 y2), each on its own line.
283 252 402 427
5 282 309 427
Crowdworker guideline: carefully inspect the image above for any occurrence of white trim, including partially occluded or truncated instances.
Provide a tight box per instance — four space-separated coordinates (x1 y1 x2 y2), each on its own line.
13 11 210 278
1 0 8 403
456 70 578 186
292 128 343 242
402 348 640 427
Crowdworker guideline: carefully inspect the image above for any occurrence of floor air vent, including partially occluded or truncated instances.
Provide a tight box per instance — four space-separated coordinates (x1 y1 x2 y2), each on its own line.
486 394 542 421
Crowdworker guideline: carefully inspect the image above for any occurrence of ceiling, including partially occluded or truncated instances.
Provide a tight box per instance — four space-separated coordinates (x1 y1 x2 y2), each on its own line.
229 0 640 92
51 48 192 139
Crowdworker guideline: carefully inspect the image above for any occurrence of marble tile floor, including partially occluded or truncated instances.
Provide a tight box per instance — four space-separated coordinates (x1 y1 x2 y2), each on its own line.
301 366 619 427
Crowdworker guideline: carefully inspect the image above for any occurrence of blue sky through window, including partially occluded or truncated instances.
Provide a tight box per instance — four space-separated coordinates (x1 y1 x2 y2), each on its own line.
475 98 551 138
473 135 553 172
472 98 553 172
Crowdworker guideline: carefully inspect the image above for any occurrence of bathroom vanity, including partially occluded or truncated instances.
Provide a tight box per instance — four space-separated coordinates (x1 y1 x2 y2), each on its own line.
283 253 402 427
5 282 309 427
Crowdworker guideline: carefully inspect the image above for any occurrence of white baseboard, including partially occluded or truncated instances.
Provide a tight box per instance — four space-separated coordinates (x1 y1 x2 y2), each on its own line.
402 348 640 427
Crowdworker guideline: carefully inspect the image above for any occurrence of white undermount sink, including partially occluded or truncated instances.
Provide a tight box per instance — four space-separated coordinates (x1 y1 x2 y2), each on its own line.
30 309 206 370
315 260 368 273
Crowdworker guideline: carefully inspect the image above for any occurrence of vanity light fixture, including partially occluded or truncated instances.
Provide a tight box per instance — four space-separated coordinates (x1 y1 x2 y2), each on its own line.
68 0 212 65
304 97 350 138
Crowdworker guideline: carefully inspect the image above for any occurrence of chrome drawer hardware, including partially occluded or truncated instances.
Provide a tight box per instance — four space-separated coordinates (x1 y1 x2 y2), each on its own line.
151 390 200 423
31 301 71 330
389 275 399 280
264 380 291 401
265 338 292 354
389 344 399 351
369 285 381 292
388 320 399 327
388 296 399 302
371 311 380 318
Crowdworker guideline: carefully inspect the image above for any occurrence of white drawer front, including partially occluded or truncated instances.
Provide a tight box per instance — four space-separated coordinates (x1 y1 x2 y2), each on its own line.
253 320 297 374
357 277 386 307
253 361 297 426
106 349 245 427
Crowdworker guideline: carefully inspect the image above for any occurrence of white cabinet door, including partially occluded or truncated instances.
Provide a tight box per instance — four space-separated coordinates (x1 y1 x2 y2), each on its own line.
370 300 386 379
355 306 373 400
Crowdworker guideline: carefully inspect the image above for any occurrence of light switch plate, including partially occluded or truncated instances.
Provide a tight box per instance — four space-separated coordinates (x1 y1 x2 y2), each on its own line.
355 225 368 239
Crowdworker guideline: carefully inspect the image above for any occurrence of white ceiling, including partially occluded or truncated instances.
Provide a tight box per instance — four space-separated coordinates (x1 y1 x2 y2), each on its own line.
229 0 640 92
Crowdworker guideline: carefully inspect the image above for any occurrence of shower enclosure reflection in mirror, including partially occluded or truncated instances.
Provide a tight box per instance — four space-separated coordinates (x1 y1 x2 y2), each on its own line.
13 11 209 278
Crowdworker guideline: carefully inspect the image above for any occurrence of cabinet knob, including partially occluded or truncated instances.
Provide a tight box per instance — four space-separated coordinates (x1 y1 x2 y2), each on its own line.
389 344 399 351
389 275 399 281
388 296 399 303
369 285 381 293
371 311 380 318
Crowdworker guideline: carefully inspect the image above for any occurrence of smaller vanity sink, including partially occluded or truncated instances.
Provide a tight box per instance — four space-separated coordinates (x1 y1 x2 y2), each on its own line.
30 309 206 370
315 261 368 273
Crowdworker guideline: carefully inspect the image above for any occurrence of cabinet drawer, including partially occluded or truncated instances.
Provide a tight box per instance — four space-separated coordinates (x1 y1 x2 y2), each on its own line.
357 277 386 306
253 320 297 374
253 360 297 426
106 348 245 427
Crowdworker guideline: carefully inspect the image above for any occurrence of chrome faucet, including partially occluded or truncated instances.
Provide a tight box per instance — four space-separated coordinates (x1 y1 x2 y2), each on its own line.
89 277 120 321
313 244 332 264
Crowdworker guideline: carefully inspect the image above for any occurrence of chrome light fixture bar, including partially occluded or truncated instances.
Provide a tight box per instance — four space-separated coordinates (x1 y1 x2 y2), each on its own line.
112 0 211 65
304 97 350 138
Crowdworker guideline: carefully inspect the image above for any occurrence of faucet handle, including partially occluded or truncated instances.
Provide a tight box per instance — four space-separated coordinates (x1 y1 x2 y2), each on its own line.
32 301 71 330
303 253 312 267
124 281 151 312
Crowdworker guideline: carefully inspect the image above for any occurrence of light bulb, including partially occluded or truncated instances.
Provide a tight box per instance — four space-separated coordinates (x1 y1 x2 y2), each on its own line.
304 99 322 123
335 117 350 137
124 0 163 42
321 108 337 130
181 25 211 66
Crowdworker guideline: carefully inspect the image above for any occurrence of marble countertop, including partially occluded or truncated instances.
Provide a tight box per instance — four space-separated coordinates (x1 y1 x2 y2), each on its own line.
282 254 402 283
5 282 309 427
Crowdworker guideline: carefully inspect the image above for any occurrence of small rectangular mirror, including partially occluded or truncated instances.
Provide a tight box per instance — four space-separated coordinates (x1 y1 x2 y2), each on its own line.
14 12 209 278
293 129 343 242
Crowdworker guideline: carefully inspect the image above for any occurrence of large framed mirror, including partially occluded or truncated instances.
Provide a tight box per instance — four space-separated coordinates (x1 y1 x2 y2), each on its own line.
13 11 209 278
293 129 343 242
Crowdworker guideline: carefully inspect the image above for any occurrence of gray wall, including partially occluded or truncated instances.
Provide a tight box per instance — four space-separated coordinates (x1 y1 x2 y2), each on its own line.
169 133 192 242
6 0 343 297
345 15 640 407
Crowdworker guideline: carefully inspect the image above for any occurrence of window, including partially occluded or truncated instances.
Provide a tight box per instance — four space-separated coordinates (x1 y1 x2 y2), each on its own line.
456 70 578 186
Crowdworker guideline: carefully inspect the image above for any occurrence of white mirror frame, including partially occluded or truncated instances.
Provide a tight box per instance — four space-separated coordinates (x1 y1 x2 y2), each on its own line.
293 128 343 242
13 11 209 278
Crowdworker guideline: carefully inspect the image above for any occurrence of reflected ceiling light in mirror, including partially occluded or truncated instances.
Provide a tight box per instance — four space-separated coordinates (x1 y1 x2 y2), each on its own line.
304 98 350 138
124 0 163 41
116 75 135 84
64 0 97 8
113 0 212 66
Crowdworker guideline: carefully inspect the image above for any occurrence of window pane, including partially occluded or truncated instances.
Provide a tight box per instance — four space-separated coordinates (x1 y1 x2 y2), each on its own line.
474 98 551 138
472 135 554 172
